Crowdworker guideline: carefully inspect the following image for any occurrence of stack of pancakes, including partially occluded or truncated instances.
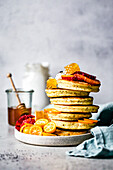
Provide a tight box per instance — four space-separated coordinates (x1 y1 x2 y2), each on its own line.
45 63 101 136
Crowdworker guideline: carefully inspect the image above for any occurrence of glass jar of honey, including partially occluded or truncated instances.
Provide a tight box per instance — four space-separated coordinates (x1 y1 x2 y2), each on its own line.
5 88 34 126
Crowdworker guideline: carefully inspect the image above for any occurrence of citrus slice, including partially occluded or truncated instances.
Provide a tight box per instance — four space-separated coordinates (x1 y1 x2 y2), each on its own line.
29 125 42 135
61 75 74 78
20 124 32 133
20 124 27 133
83 119 98 123
46 78 57 89
44 121 56 133
35 119 49 127
42 132 56 136
23 126 31 134
78 119 98 124
78 120 93 124
61 75 74 81
64 63 80 75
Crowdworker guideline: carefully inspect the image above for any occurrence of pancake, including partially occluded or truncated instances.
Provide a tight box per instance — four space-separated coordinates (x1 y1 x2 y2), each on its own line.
54 105 99 113
52 120 96 130
55 129 88 136
50 97 93 105
57 80 100 92
47 112 92 120
45 88 89 97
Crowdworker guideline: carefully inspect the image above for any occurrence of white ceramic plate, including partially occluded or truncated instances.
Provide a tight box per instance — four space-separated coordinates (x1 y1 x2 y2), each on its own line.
15 129 92 146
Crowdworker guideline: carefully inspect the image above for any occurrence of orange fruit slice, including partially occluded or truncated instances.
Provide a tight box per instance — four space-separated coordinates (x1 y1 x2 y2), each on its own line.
29 125 42 135
78 120 93 124
83 119 98 123
44 121 56 133
20 125 27 133
20 124 33 133
23 126 31 134
61 75 74 81
46 78 57 89
78 119 98 124
61 75 74 78
64 63 80 75
35 119 49 127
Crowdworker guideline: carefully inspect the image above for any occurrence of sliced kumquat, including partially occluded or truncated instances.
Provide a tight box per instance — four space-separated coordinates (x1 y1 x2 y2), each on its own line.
35 119 49 127
20 124 32 133
20 125 27 133
23 126 31 134
42 132 57 136
29 125 42 135
84 119 98 123
78 119 96 124
44 121 56 133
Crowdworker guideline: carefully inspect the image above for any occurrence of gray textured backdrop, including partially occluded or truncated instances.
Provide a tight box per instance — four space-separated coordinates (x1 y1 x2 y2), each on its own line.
0 0 113 109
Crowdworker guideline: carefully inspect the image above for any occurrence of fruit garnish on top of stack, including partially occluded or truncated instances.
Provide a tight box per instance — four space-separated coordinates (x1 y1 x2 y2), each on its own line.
46 63 101 91
63 63 100 85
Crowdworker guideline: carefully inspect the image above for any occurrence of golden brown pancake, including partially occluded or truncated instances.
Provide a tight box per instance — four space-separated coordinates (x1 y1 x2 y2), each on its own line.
57 80 100 92
54 105 99 113
55 129 88 136
50 97 93 105
47 112 91 120
52 120 96 130
45 88 89 97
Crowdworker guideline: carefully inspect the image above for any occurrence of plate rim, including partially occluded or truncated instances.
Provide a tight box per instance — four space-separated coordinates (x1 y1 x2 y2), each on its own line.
15 128 92 139
14 129 92 146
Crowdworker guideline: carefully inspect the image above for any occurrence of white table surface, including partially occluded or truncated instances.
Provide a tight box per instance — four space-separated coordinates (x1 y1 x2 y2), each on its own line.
0 108 113 170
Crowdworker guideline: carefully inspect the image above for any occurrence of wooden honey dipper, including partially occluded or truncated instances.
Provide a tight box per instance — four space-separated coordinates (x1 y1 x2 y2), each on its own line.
7 73 29 114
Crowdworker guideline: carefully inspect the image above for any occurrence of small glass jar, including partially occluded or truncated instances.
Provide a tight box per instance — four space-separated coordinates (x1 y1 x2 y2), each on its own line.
5 88 34 126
